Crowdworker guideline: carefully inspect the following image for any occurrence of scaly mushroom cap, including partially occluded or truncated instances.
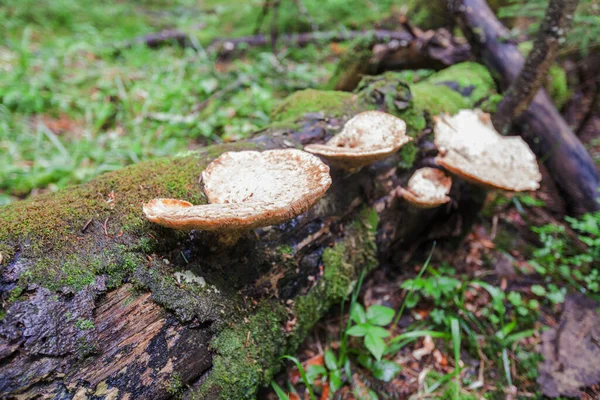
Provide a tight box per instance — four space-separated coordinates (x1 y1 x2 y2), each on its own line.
304 110 411 171
143 149 331 231
399 167 452 208
434 109 541 191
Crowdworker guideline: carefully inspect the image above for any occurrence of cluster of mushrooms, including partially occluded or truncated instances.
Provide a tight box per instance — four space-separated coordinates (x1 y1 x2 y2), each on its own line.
143 109 541 244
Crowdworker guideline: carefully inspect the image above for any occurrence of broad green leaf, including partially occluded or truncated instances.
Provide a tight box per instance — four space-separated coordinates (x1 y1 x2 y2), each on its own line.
366 305 395 326
372 360 402 382
530 285 546 296
346 324 369 337
329 369 343 393
350 303 367 324
305 365 327 385
324 349 338 371
366 326 390 338
365 333 386 361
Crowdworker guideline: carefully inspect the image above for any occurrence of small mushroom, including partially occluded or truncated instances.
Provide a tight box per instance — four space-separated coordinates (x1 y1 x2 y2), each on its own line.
434 109 541 191
143 149 331 244
398 167 452 208
304 110 411 172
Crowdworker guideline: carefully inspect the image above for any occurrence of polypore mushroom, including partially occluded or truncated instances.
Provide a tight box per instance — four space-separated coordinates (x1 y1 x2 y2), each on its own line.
143 149 331 244
304 110 411 172
398 167 452 208
434 109 541 191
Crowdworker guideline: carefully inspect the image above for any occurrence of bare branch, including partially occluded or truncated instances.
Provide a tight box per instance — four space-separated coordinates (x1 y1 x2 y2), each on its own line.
493 0 580 132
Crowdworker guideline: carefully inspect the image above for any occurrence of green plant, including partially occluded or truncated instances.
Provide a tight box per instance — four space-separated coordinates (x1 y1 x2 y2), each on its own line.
346 303 395 361
529 211 600 294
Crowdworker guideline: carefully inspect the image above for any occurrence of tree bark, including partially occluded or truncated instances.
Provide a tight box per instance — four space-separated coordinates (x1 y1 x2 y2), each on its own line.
0 65 494 399
447 0 600 214
493 0 580 132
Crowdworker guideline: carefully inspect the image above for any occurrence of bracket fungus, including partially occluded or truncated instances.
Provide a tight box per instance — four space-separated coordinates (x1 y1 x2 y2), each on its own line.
143 149 331 244
304 110 410 172
434 109 542 191
398 167 452 208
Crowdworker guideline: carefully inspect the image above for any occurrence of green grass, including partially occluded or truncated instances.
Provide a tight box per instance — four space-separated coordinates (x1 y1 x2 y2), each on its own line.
0 0 399 203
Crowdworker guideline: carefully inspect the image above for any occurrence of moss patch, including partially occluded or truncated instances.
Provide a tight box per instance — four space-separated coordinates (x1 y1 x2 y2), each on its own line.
546 65 570 110
424 62 497 106
270 89 358 123
410 83 471 116
200 304 288 399
0 141 260 294
289 207 378 350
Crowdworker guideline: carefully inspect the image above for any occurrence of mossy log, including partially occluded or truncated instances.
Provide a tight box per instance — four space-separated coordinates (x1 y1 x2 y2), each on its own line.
0 63 496 399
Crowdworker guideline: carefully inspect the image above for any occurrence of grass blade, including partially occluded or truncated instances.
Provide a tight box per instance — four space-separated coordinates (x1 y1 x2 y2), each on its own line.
280 355 316 400
450 318 461 400
271 381 289 400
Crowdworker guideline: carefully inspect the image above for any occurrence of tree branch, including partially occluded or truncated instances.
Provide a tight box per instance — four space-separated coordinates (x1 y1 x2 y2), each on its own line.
493 0 580 132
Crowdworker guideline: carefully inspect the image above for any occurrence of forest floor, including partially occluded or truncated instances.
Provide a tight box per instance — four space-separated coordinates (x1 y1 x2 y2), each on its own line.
1 1 599 399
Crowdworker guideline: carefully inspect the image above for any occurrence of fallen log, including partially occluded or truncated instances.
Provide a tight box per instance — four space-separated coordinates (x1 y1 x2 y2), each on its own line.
0 63 496 399
119 27 471 66
446 0 600 214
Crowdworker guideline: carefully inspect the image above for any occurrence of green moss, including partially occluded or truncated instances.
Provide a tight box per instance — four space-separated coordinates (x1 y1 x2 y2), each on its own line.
278 245 293 255
289 207 378 349
424 62 497 106
197 208 379 399
74 318 95 330
76 336 98 359
398 142 419 170
6 286 24 303
546 65 570 110
166 372 184 399
200 304 288 399
410 83 470 116
270 89 358 123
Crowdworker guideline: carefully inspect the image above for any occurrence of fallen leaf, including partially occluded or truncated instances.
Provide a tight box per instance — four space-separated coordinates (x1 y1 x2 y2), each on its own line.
412 335 435 360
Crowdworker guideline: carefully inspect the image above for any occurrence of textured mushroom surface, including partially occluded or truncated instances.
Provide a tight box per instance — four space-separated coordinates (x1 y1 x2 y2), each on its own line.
304 110 410 170
400 167 452 208
143 149 331 231
434 109 541 191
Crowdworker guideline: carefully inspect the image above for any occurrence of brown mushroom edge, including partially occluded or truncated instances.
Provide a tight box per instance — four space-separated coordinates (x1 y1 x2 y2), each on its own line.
304 110 411 172
398 167 452 208
434 109 542 192
143 149 332 245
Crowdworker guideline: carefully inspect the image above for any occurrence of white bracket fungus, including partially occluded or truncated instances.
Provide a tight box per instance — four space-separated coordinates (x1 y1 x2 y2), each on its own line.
434 109 542 191
304 110 411 171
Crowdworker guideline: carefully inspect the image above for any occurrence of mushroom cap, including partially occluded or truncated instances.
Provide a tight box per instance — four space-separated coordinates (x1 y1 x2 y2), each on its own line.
434 109 541 191
304 110 411 170
143 149 332 231
400 167 452 208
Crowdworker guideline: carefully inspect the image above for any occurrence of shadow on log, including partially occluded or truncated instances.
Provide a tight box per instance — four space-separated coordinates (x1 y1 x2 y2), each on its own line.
0 63 496 399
